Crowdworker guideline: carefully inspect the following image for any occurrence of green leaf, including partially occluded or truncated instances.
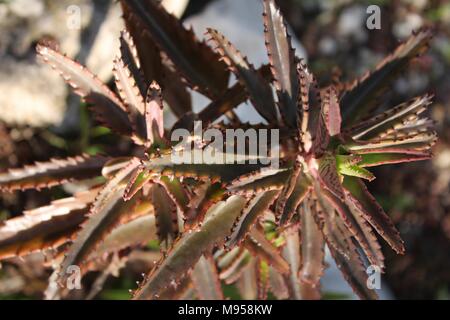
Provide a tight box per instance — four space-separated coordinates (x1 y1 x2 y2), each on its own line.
336 155 375 181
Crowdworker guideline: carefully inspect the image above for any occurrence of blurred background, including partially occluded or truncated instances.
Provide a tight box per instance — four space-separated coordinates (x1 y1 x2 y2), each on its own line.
0 0 449 299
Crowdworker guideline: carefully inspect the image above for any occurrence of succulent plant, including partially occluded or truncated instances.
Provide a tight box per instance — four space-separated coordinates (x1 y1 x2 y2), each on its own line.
0 0 436 300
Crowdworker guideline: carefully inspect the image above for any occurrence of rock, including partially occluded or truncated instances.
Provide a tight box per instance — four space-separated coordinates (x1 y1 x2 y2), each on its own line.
0 57 67 127
0 0 188 128
393 13 423 39
163 0 190 18
9 0 44 18
338 5 367 43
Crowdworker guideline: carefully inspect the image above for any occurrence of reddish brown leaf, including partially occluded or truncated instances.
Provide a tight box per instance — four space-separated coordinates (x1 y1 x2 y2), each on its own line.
0 155 107 192
263 0 299 127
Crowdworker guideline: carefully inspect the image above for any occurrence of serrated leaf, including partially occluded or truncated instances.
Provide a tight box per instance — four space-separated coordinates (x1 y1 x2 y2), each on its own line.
263 0 299 127
121 10 192 118
133 196 247 299
118 30 147 99
113 53 146 141
339 164 375 181
121 0 229 99
341 28 433 125
342 176 404 254
357 151 431 167
145 82 165 144
336 155 375 181
315 195 379 300
102 157 134 179
0 155 107 192
298 60 322 152
121 5 163 88
58 158 141 282
123 165 152 201
349 94 433 141
317 154 345 201
322 189 384 268
151 183 178 249
299 201 325 295
314 195 351 260
322 86 341 136
237 258 258 300
244 228 290 275
191 255 224 300
347 131 436 152
268 267 289 299
279 171 312 226
275 163 301 220
36 43 132 135
193 65 272 130
184 182 225 230
226 190 279 248
159 176 190 213
347 204 385 270
218 248 252 284
229 168 290 195
206 28 278 124
256 259 270 299
96 213 156 257
328 239 378 300
0 189 97 260
145 152 266 183
312 110 330 157
281 226 301 299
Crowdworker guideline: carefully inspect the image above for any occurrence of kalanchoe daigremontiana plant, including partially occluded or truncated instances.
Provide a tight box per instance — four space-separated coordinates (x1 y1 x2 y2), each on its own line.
0 0 436 300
